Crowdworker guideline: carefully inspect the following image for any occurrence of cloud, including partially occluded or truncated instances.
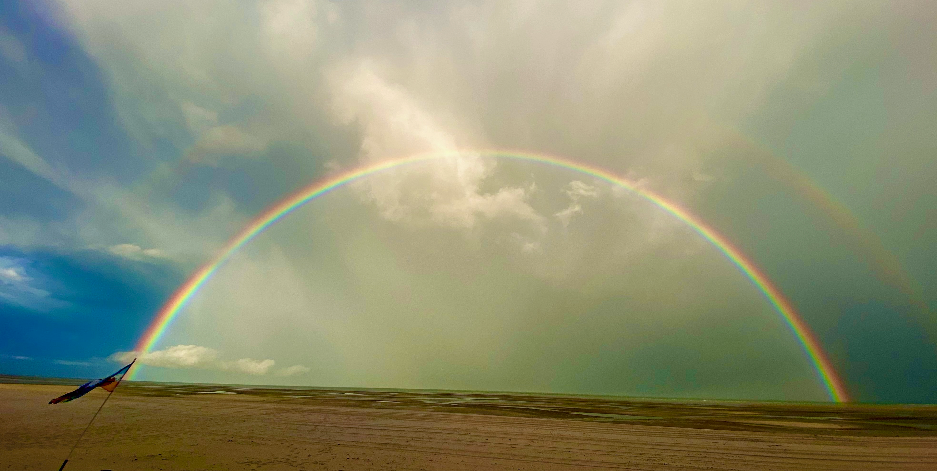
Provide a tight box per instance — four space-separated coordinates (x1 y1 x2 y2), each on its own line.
2 354 33 361
260 0 321 59
0 117 240 265
1 354 33 361
185 125 268 165
332 63 544 232
564 181 599 200
110 345 284 376
0 26 28 75
180 101 219 134
0 256 62 311
107 243 165 260
0 127 65 187
554 203 582 228
555 181 598 227
180 100 267 165
111 344 219 369
509 232 543 255
275 364 310 377
54 360 92 367
0 266 24 282
220 358 275 375
692 171 715 183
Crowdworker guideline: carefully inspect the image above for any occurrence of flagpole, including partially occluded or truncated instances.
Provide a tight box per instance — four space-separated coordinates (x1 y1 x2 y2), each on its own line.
58 358 135 471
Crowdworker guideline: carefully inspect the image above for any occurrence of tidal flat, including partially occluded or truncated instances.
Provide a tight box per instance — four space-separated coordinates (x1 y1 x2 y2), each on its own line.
2 377 936 470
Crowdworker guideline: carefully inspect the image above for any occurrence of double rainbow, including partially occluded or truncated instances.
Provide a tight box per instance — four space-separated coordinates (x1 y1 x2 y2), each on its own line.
127 150 849 402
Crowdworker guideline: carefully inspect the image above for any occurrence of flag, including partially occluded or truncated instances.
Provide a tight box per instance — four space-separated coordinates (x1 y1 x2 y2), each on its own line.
49 360 135 404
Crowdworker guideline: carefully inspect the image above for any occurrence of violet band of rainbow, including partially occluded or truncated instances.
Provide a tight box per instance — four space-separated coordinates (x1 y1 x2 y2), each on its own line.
126 150 849 402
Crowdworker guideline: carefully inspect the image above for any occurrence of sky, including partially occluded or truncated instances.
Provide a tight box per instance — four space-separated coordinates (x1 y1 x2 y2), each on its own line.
1 0 935 403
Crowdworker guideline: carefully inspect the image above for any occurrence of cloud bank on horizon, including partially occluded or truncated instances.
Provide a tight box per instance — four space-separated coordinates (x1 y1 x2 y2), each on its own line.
110 345 308 377
1 0 936 402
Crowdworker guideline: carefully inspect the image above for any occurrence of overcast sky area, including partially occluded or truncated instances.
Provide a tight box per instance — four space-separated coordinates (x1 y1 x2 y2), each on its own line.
1 0 935 403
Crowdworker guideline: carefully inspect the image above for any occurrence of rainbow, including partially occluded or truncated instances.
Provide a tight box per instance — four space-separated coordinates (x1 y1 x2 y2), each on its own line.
127 150 849 402
722 127 928 317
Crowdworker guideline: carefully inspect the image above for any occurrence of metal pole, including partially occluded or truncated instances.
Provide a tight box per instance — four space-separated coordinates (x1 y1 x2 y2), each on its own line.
59 388 115 471
58 359 134 471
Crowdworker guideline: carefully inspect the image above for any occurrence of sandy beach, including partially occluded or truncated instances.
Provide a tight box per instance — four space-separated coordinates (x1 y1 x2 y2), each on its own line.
2 381 936 470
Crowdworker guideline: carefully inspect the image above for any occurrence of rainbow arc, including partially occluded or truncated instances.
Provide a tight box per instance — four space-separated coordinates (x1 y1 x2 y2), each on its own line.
127 150 849 403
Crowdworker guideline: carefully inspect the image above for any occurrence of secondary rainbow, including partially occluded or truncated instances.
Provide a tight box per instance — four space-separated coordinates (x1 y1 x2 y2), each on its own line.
723 127 928 318
127 149 849 402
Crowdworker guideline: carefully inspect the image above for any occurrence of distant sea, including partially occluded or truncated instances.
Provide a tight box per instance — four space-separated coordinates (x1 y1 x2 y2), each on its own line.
6 373 936 434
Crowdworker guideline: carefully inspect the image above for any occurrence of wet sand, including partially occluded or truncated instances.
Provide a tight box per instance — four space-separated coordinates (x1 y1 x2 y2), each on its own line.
2 380 937 470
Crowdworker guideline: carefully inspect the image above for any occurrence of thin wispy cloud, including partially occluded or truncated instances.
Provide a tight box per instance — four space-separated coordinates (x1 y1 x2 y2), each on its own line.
275 365 311 377
555 180 599 227
0 256 64 312
54 360 92 367
107 243 165 261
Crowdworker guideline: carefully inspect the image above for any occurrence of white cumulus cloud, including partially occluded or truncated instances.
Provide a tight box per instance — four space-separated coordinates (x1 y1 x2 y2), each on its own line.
110 345 295 377
108 243 165 260
112 344 219 369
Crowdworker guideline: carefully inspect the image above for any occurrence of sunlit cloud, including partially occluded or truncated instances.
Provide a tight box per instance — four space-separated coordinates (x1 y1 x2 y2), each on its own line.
563 181 598 200
333 63 544 232
110 345 299 377
111 345 219 370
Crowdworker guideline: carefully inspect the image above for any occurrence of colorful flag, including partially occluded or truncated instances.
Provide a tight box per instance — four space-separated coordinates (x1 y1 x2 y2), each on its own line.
49 360 135 404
